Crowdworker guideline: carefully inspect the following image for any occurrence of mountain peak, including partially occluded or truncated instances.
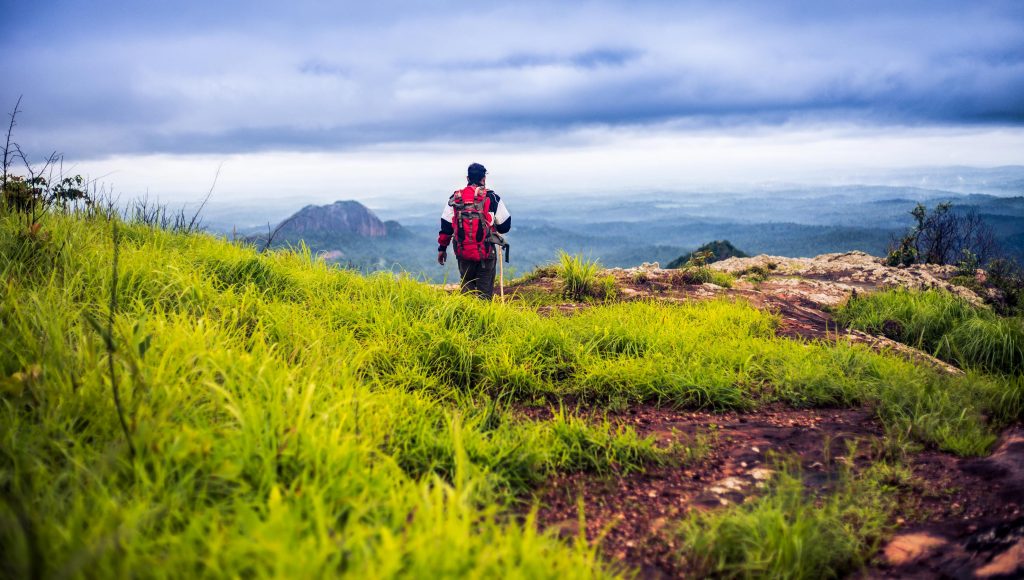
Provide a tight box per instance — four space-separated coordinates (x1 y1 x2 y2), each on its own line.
283 200 390 239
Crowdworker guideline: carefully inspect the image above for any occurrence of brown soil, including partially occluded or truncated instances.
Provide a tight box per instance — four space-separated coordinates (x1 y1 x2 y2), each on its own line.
530 405 880 577
526 406 1024 578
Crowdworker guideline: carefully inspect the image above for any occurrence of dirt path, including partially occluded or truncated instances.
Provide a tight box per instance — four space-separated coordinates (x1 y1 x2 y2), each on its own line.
524 405 1024 578
532 405 880 576
870 428 1024 578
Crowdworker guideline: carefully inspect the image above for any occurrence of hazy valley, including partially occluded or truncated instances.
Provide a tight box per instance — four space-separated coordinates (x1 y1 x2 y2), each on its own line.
217 172 1024 281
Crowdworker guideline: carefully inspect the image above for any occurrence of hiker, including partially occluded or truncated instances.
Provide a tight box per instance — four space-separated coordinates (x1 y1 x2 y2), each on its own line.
437 163 511 299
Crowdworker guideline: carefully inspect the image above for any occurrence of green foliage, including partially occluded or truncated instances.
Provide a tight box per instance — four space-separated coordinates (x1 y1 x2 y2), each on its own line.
956 248 980 277
885 235 918 267
837 288 1024 375
940 317 1024 376
514 263 558 284
949 274 986 296
557 251 601 301
0 215 654 578
738 265 771 283
670 266 734 288
670 266 711 285
985 257 1024 316
595 275 618 300
677 460 895 579
709 270 734 288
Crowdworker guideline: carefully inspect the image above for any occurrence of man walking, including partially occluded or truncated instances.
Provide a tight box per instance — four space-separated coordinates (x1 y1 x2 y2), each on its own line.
437 163 512 299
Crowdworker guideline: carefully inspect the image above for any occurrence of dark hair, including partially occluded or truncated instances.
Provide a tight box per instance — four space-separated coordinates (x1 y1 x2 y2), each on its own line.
467 163 487 186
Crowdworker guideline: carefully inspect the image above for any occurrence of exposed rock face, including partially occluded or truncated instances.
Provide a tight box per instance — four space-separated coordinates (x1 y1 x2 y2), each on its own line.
712 251 983 304
279 200 390 239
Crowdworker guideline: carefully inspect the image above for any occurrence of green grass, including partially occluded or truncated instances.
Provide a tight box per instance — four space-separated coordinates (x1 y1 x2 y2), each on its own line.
2 213 1022 576
670 266 734 288
557 251 601 300
677 460 898 579
837 288 1024 375
512 263 558 285
0 215 661 578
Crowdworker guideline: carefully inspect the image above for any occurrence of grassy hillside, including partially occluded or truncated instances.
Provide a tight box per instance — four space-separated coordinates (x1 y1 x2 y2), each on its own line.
837 288 1024 375
2 212 1022 577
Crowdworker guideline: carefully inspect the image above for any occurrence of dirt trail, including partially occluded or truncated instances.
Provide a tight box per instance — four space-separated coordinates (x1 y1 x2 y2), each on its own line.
508 254 1020 576
531 406 880 576
870 428 1024 578
528 407 1024 578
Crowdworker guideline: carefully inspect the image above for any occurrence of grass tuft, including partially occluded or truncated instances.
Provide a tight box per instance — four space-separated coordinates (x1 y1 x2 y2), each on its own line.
557 251 601 301
838 288 1023 375
677 459 895 579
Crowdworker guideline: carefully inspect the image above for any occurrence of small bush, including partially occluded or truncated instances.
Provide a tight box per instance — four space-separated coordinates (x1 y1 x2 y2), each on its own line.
513 264 557 284
671 267 709 285
886 202 998 266
986 258 1024 316
557 251 600 301
670 267 733 288
709 270 734 288
739 265 770 283
594 275 618 300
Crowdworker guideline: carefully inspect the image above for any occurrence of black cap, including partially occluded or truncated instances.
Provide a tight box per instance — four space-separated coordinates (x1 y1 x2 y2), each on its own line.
467 163 487 184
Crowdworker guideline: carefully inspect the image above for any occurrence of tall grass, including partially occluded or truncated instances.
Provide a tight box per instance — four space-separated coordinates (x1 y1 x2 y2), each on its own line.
670 266 734 288
557 251 601 300
2 214 1021 575
0 215 651 577
837 288 1024 375
677 460 896 579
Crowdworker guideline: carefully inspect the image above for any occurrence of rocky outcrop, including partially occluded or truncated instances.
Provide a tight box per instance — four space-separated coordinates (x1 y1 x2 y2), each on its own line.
278 200 392 239
712 251 984 304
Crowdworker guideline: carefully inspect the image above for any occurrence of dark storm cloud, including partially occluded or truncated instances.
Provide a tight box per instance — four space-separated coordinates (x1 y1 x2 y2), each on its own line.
2 0 1022 158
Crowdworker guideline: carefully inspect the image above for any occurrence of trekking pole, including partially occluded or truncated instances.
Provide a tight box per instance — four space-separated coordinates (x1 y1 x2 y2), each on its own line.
489 234 508 302
498 248 504 301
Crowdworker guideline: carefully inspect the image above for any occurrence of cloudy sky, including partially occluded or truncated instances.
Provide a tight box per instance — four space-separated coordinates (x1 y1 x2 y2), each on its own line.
3 0 1023 207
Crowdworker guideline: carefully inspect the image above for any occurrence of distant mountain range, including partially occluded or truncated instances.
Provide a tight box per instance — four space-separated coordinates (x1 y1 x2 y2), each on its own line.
232 186 1024 282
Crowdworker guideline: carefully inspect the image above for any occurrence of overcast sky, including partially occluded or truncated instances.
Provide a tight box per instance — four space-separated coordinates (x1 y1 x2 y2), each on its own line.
3 0 1023 207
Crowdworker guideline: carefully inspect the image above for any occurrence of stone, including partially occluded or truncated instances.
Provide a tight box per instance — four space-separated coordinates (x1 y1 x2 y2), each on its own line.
974 538 1024 578
882 533 947 566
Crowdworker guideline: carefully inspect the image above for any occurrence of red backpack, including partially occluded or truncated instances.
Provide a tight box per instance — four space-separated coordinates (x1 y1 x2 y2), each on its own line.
449 185 495 261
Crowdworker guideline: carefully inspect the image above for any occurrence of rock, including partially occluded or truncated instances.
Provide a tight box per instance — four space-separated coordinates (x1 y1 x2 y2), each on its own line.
711 252 985 306
707 477 747 494
883 533 948 566
975 538 1024 578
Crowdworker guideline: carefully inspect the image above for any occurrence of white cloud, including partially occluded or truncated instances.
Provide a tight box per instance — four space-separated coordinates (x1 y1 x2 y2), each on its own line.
71 122 1024 217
